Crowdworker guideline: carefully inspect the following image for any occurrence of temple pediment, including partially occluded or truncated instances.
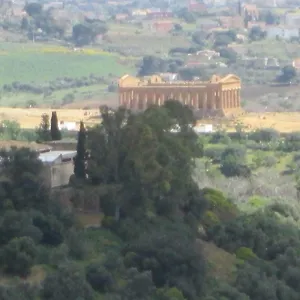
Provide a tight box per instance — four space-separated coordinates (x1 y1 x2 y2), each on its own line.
119 74 141 87
219 74 241 83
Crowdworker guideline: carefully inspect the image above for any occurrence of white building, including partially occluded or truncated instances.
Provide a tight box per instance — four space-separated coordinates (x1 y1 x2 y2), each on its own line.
39 150 77 188
265 26 300 40
58 121 77 131
194 124 214 133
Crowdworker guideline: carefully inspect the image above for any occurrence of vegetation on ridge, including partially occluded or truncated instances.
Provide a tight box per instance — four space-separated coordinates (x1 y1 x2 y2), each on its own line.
1 102 300 300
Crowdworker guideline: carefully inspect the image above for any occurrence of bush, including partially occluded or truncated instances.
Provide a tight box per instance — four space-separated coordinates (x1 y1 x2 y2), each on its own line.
101 216 117 230
0 237 37 277
66 229 88 260
249 128 280 143
204 146 225 163
202 210 220 229
41 263 94 300
86 262 114 292
200 188 238 223
236 247 257 261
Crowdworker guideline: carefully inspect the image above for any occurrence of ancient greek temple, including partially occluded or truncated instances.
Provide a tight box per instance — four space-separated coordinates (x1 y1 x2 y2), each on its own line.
118 73 242 117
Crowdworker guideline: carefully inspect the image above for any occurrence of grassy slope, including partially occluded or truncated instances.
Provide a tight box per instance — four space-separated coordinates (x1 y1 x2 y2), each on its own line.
0 43 132 84
0 43 133 107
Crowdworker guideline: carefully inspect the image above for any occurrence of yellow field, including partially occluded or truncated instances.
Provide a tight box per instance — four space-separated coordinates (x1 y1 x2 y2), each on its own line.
0 107 101 129
204 112 300 133
1 108 300 133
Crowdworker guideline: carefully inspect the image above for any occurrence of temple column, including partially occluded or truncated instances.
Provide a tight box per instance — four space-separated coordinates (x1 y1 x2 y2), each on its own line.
161 94 165 106
211 91 216 110
179 93 183 104
119 92 123 106
216 90 221 109
195 92 199 109
145 93 148 109
227 90 231 108
203 92 207 110
219 90 223 109
198 92 202 109
237 89 241 108
223 90 227 109
234 89 237 108
123 91 128 108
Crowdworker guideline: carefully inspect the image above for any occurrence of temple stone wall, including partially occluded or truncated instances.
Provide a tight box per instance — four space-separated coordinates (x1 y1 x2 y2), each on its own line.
118 74 242 117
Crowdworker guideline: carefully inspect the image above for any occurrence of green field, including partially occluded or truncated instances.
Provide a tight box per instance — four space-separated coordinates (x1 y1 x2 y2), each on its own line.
0 43 134 84
0 43 131 85
0 42 134 107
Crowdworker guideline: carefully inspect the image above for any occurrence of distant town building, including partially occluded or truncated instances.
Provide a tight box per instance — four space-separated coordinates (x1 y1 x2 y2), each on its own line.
292 58 300 70
265 25 300 40
188 0 207 13
146 10 173 19
285 11 300 27
219 16 244 29
150 20 174 32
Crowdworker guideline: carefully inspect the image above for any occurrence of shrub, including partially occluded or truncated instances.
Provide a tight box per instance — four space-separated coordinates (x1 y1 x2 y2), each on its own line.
236 247 257 261
42 263 94 300
201 188 238 222
124 251 138 268
249 128 280 143
0 237 37 277
86 262 114 292
263 155 277 167
202 210 220 229
204 146 225 163
248 196 269 208
101 216 117 230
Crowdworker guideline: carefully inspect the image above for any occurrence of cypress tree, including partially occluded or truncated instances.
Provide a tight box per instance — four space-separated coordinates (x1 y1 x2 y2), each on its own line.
50 111 62 141
74 121 86 179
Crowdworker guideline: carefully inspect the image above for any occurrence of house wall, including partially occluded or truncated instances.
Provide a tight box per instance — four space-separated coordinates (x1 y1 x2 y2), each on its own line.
43 142 77 151
266 27 299 39
285 14 300 27
50 161 74 188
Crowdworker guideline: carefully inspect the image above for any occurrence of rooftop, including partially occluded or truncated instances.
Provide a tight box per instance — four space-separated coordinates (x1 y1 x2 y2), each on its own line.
39 150 77 164
119 74 241 88
0 140 52 152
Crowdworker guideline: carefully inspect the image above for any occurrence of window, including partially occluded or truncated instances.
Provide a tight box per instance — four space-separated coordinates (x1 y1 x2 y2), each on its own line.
62 158 72 163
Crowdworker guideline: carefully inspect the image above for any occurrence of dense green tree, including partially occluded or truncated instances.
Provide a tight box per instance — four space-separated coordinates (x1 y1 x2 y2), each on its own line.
122 221 206 300
0 211 42 245
0 147 50 211
120 268 156 300
0 120 21 140
41 263 94 300
74 121 86 179
24 2 43 17
86 261 115 292
36 113 51 142
72 19 108 46
278 66 297 83
0 283 38 300
87 102 204 221
50 111 61 141
0 237 37 277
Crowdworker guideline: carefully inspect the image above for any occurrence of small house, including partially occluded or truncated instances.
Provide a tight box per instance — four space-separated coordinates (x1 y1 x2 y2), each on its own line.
39 151 77 188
